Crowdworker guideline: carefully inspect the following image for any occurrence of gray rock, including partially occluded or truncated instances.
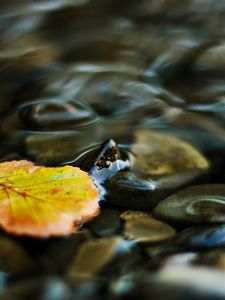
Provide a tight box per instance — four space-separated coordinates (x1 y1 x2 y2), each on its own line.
154 184 225 224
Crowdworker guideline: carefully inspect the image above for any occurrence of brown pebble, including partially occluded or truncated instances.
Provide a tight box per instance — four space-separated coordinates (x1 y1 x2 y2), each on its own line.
122 212 176 244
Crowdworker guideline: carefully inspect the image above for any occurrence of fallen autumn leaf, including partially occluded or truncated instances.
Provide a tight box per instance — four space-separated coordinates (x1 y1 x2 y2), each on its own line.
0 160 100 237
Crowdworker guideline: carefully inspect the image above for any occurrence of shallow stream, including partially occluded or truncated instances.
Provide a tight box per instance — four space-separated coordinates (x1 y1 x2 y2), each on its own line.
1 1 225 299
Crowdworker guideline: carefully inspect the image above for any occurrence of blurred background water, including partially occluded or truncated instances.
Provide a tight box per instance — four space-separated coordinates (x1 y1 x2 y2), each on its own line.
1 0 225 174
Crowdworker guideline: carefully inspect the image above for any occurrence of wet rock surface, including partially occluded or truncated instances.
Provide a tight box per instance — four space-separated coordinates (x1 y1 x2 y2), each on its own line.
121 211 176 244
105 169 208 210
1 98 101 165
87 139 131 183
67 236 138 282
0 236 34 276
105 131 209 210
1 0 225 299
2 98 98 133
178 225 225 249
149 266 225 300
0 277 71 300
88 208 121 237
131 130 209 176
153 184 225 224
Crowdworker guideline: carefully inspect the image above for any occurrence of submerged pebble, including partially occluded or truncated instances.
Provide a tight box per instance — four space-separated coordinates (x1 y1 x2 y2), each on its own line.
0 236 34 276
106 169 208 210
88 208 121 237
88 139 131 183
67 236 136 281
154 184 225 224
178 225 225 249
121 211 176 244
1 98 101 165
150 265 225 300
25 133 95 165
39 229 92 274
0 277 70 300
131 130 209 176
106 130 209 210
2 98 98 133
146 243 186 260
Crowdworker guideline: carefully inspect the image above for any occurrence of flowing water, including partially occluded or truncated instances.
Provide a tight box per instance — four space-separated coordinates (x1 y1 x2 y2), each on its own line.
1 1 225 299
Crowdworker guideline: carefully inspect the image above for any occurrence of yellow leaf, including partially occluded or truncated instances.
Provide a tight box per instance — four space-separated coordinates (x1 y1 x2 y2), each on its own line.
0 160 100 237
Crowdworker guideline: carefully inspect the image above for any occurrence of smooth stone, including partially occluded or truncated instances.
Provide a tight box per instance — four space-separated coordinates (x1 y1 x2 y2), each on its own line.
0 277 70 300
110 267 225 300
193 250 225 270
193 250 225 271
146 243 186 260
2 98 101 165
120 210 152 221
88 208 121 237
88 139 131 183
64 139 131 189
178 225 225 249
39 229 92 274
160 253 197 268
73 140 130 172
122 212 176 244
151 266 225 300
154 184 225 224
2 98 98 134
105 130 209 210
0 236 34 276
67 236 136 281
131 130 209 176
25 131 101 166
105 169 207 210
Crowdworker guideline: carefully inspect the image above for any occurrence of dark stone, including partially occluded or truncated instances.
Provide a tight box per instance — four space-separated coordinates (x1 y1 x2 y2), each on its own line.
105 130 209 210
105 170 207 210
178 225 225 249
1 98 101 165
146 243 186 260
0 236 34 277
0 277 70 300
109 270 225 300
67 236 139 282
2 98 98 133
154 184 225 224
88 208 121 237
38 229 92 274
88 139 131 183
